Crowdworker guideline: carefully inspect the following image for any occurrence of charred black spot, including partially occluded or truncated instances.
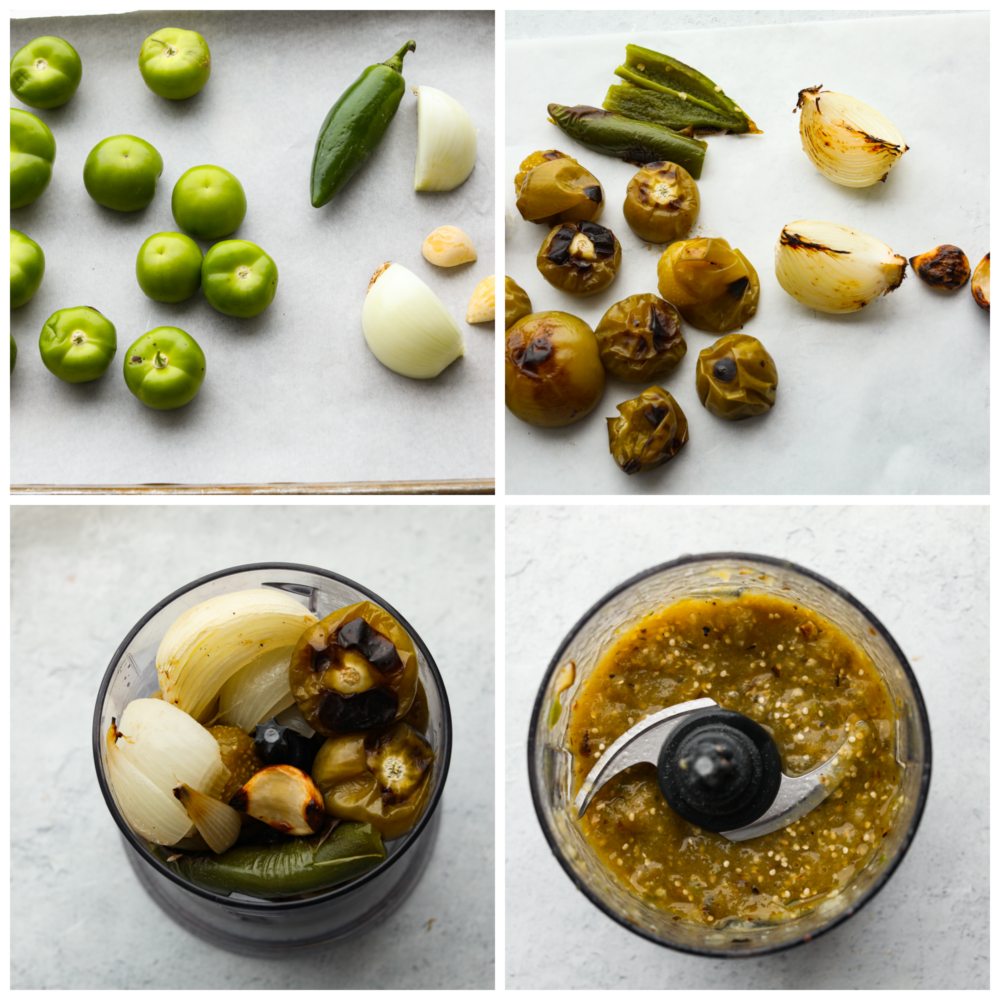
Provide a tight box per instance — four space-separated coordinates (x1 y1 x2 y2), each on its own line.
713 357 738 383
621 458 642 474
727 276 750 301
311 646 334 673
579 221 615 257
517 334 554 371
317 687 398 732
649 305 676 353
545 226 575 265
780 230 850 254
337 617 402 674
583 184 603 204
644 404 668 428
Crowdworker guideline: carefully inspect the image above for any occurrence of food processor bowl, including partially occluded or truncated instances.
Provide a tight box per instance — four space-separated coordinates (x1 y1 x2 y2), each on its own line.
94 563 451 956
528 553 931 957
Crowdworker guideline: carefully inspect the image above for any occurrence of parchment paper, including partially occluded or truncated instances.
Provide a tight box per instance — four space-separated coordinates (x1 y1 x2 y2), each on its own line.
505 13 989 495
11 10 495 488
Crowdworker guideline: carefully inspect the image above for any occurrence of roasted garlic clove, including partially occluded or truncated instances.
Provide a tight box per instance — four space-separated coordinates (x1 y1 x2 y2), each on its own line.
229 764 325 836
421 226 477 267
908 245 970 290
465 275 495 324
972 253 990 311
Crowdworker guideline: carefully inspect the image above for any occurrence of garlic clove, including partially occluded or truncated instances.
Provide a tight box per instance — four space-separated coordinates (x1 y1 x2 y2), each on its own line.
466 275 495 324
229 764 325 836
908 245 970 290
796 85 907 188
775 220 907 314
362 261 465 378
414 86 478 192
972 253 990 311
421 226 477 267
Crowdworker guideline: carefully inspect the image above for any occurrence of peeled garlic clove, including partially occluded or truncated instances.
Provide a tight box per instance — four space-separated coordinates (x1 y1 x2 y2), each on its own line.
775 220 907 313
796 85 908 188
422 226 477 267
414 86 478 192
909 245 970 290
362 261 465 379
466 275 495 324
229 764 325 836
972 253 990 311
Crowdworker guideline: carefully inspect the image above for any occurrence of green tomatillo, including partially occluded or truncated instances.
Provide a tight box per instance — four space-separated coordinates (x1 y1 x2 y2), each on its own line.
83 134 163 212
10 229 45 308
138 28 211 100
135 231 203 303
10 35 82 109
10 108 56 209
124 326 206 410
202 240 278 318
171 164 246 240
38 306 117 383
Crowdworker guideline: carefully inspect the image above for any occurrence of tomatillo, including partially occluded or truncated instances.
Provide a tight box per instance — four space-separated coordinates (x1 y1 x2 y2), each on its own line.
135 232 203 303
202 240 278 318
11 229 45 308
83 134 163 212
38 306 117 383
10 108 56 209
138 28 211 100
172 164 246 239
124 327 205 410
10 36 82 109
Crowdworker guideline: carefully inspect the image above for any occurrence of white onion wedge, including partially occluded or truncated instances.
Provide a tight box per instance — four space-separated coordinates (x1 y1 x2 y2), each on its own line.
174 783 242 854
414 86 478 192
217 644 296 733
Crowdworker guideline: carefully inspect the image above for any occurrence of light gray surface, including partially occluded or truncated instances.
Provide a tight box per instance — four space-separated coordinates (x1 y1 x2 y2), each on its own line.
11 10 495 486
11 504 495 989
505 505 988 988
504 11 989 495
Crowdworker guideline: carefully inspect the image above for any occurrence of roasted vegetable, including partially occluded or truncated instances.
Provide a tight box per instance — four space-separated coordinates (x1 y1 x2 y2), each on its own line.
657 237 759 332
505 311 605 427
504 276 532 330
595 294 686 382
696 333 778 420
229 764 325 836
254 717 323 772
208 725 264 802
909 244 970 290
156 821 387 898
312 722 434 840
547 104 707 179
537 220 621 296
623 161 699 244
289 601 418 737
607 386 688 475
972 253 989 311
514 150 604 226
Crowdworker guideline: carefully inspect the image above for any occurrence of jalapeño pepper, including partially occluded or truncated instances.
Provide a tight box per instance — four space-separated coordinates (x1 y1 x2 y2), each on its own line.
310 39 415 208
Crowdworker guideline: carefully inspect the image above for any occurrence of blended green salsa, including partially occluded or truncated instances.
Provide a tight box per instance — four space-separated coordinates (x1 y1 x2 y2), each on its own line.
568 592 902 927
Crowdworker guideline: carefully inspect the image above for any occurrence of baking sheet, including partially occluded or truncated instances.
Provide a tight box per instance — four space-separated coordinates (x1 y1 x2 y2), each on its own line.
505 12 989 495
11 10 495 488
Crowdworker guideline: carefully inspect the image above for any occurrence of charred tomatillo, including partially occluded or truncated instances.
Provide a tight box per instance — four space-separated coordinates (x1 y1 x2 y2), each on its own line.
83 134 163 212
10 36 82 109
135 232 203 303
38 306 117 383
138 28 211 100
10 108 55 209
11 229 45 308
124 326 205 410
171 164 246 240
202 240 278 318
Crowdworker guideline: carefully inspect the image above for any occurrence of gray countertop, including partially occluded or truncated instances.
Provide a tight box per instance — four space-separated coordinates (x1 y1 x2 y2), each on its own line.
504 504 987 988
11 504 495 988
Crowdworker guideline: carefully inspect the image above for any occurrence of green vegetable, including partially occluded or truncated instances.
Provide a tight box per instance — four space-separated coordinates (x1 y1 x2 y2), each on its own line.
124 326 206 410
157 821 387 898
608 43 760 134
39 306 117 383
172 165 246 240
547 105 706 179
138 28 211 100
10 229 45 308
83 135 163 212
11 335 17 374
10 108 55 209
201 240 278 318
10 35 82 109
310 40 415 208
135 232 203 303
603 85 740 135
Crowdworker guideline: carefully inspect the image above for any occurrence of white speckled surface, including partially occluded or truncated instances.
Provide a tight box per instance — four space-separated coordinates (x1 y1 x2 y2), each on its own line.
11 504 494 989
505 504 987 988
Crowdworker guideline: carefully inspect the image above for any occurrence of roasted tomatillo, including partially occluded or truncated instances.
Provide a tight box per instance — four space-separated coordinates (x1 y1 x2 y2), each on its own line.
696 333 778 420
623 161 700 244
83 134 163 212
123 326 206 410
10 108 55 209
595 294 686 382
505 311 605 427
504 276 532 330
39 306 117 383
10 229 45 308
312 722 434 840
514 149 604 227
138 28 211 100
537 220 621 296
10 35 82 109
201 240 278 318
290 601 418 738
607 385 689 475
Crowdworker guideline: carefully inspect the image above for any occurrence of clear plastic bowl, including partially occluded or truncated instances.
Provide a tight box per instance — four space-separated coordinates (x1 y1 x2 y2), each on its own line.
528 553 931 957
94 563 451 956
